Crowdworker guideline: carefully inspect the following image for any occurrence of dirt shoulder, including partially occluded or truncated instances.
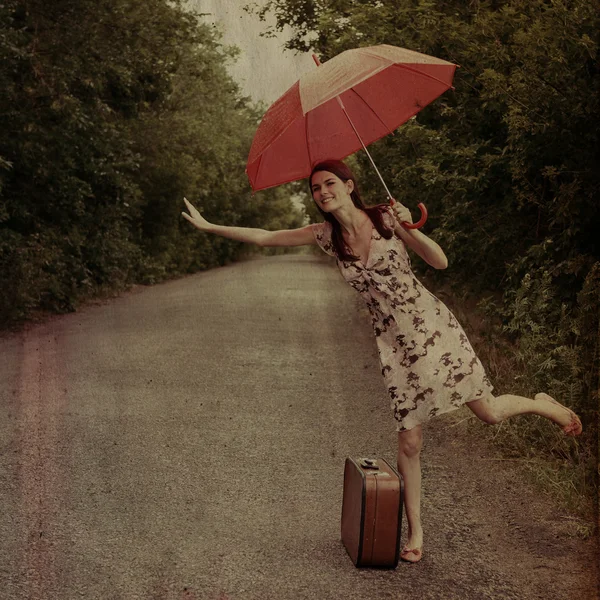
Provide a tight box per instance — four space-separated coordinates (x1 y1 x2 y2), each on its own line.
417 405 598 599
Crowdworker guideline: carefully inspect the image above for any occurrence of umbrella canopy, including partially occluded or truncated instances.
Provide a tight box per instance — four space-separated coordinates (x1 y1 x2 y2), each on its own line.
246 44 457 192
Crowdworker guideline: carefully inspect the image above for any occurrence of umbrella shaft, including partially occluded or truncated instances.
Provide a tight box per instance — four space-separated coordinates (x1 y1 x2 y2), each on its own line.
339 101 393 201
313 52 393 201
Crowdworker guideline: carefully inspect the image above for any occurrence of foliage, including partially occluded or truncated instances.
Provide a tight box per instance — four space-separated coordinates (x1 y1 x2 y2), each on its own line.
0 0 302 324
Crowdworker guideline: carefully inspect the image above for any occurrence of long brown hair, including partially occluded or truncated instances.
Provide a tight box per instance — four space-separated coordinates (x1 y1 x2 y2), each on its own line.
309 160 394 261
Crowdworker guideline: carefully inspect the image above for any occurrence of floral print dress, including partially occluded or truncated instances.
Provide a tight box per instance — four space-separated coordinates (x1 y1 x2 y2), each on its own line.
311 212 494 432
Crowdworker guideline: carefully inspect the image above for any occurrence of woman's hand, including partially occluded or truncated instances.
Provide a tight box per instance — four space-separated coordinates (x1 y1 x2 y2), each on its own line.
182 197 212 231
390 199 414 226
389 199 447 269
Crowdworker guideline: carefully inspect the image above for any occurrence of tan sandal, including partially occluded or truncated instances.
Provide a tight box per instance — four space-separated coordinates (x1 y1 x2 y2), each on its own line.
535 393 582 436
562 413 583 436
400 546 423 563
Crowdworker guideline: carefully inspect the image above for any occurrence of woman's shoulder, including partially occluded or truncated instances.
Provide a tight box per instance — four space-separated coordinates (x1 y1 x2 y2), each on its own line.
311 220 332 233
366 202 393 214
311 221 336 256
366 203 396 231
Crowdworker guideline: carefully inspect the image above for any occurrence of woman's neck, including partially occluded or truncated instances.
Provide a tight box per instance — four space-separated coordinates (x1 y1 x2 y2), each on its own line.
333 205 369 237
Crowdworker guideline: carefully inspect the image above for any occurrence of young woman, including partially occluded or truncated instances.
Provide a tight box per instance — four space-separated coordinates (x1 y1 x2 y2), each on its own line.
182 159 582 564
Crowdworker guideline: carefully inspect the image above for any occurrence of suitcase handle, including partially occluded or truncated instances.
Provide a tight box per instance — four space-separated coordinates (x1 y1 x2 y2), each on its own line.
359 458 379 470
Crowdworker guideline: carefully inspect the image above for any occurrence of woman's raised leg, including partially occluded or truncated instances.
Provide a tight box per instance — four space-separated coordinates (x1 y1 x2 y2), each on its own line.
397 425 424 562
467 392 582 435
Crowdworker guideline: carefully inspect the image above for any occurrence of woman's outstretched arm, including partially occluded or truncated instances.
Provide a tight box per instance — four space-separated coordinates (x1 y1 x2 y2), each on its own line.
181 198 316 247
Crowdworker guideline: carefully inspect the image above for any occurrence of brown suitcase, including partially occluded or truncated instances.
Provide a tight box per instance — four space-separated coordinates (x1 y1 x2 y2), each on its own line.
341 457 403 568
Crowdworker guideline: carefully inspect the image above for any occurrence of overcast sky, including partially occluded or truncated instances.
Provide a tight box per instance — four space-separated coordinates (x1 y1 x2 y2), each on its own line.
186 1 315 104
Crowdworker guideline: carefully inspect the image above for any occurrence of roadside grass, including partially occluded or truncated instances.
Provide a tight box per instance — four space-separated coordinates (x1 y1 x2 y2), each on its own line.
433 282 597 534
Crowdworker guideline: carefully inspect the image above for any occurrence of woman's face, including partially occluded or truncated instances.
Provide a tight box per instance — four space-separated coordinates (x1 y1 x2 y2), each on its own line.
310 170 354 212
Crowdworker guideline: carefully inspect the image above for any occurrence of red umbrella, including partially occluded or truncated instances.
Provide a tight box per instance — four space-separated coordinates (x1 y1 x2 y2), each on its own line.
246 44 457 229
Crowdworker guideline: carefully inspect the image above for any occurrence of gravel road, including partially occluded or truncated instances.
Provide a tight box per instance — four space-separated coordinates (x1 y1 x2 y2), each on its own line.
0 253 597 600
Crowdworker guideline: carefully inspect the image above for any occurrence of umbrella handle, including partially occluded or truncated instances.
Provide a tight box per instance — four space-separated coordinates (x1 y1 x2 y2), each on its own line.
404 203 428 229
390 200 428 229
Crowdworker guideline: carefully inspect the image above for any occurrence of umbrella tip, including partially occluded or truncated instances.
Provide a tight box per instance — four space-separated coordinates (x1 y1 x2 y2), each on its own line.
312 54 321 66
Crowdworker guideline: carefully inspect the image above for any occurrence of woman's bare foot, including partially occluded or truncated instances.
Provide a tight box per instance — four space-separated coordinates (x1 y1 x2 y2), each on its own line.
535 393 582 436
400 528 424 563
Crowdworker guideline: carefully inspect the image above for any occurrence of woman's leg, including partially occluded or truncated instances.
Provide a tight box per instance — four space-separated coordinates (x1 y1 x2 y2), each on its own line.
397 425 424 561
467 392 582 435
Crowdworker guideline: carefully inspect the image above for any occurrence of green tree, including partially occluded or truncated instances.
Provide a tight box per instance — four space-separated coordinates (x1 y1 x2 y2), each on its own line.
0 0 303 324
